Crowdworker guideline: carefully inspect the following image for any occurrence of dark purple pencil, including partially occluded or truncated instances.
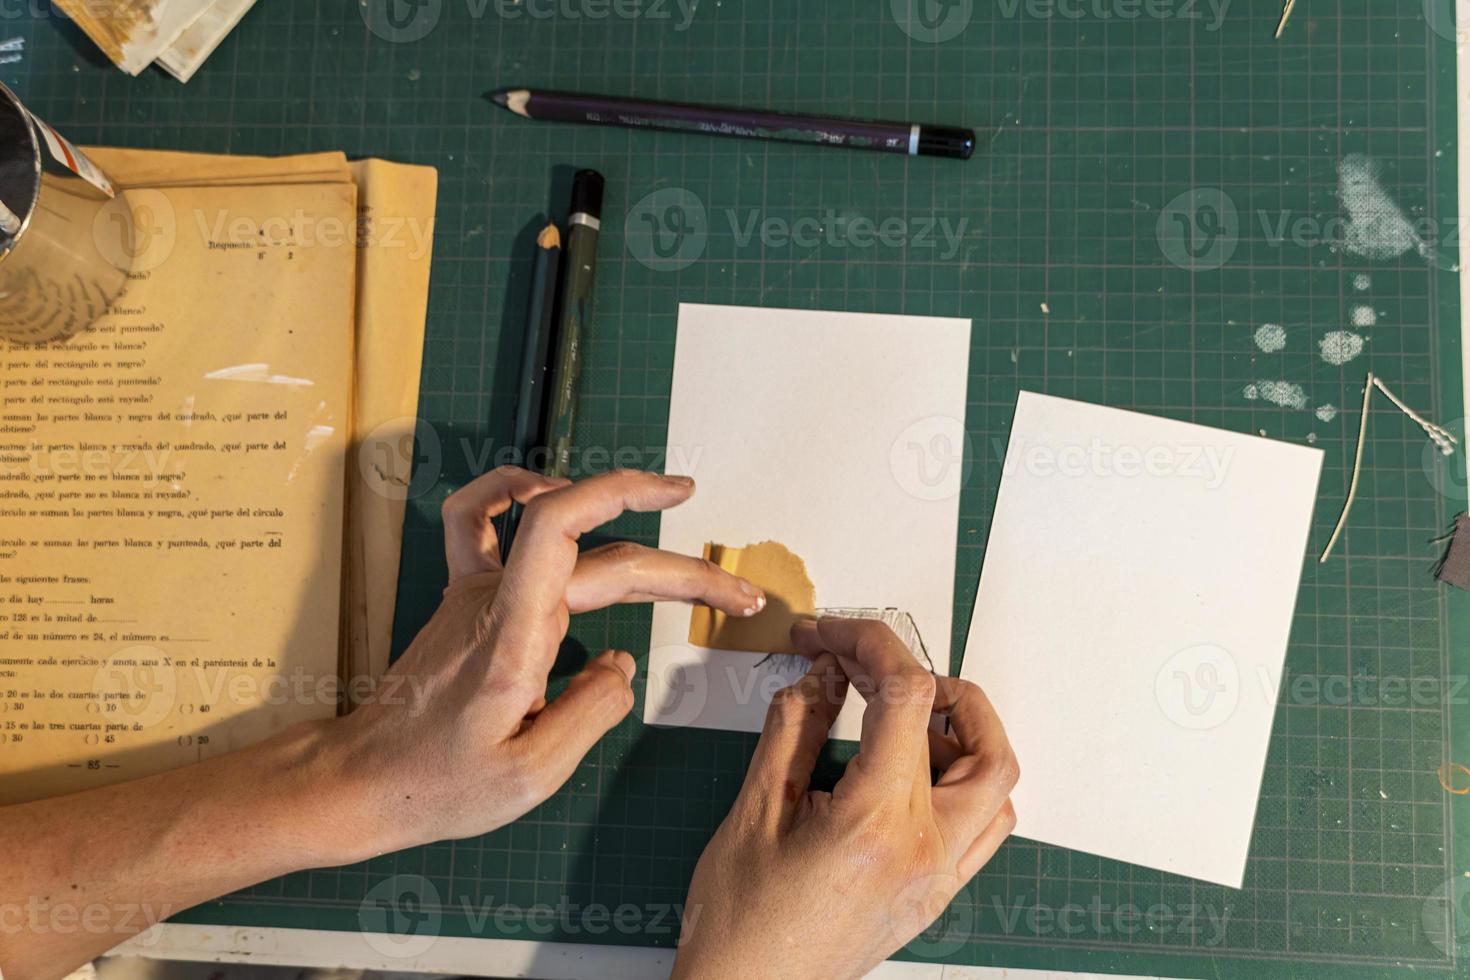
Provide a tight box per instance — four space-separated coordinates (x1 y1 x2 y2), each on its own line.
487 87 975 161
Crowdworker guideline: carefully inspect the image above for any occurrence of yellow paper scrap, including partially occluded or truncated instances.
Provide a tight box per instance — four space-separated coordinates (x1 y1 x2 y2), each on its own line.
688 541 816 654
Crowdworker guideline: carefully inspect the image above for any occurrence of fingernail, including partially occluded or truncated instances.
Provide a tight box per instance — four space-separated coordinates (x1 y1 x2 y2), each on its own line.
790 616 819 637
738 578 763 598
663 474 694 487
610 650 636 681
742 595 767 617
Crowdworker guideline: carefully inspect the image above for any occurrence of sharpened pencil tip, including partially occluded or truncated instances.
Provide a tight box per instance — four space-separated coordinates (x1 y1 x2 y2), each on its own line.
486 88 531 117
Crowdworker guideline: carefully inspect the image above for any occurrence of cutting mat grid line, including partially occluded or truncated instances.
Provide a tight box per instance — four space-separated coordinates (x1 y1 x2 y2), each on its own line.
4 1 1466 976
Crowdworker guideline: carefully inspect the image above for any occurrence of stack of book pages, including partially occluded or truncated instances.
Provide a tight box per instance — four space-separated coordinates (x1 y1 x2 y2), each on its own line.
0 147 437 803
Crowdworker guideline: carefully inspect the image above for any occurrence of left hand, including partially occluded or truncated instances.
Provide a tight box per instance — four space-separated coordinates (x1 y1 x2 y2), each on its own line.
336 466 765 854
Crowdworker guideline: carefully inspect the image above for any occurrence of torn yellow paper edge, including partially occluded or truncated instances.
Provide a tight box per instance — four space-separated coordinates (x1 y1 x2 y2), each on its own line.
689 541 816 654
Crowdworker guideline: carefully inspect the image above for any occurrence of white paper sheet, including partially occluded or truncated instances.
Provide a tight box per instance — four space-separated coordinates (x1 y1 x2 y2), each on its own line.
157 0 258 83
961 391 1323 888
644 304 971 739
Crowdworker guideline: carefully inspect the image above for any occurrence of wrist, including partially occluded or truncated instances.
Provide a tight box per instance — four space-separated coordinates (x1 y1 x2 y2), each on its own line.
671 933 780 980
238 716 391 868
673 948 823 980
671 950 737 980
311 706 444 860
674 926 860 980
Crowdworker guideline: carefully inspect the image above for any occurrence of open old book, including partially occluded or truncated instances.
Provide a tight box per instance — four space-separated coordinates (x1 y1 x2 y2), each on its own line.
0 148 436 803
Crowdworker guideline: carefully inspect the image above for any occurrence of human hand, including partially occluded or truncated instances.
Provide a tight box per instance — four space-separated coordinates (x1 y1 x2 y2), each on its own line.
673 618 1019 980
336 467 765 856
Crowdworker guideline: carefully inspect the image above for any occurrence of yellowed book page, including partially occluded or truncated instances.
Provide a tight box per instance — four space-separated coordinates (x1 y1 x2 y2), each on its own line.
53 0 216 75
0 181 357 804
344 159 438 685
82 148 351 188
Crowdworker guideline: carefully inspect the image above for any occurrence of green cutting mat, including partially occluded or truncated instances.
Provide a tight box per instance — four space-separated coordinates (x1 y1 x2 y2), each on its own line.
7 0 1470 975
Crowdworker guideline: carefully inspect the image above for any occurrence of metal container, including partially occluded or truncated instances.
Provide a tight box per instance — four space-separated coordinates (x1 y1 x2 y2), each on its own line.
0 81 130 344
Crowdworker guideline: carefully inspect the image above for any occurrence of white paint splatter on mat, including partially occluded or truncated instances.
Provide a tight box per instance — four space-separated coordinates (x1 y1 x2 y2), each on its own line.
1244 380 1308 409
1337 154 1425 262
1353 273 1372 291
1351 305 1377 328
1254 323 1287 352
1316 404 1339 422
1319 331 1365 366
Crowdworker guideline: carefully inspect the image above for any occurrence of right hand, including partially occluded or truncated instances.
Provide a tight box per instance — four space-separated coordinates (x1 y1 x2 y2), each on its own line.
673 617 1020 980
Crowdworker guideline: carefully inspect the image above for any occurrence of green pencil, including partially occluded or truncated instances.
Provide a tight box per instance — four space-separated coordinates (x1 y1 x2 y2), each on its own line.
546 170 605 479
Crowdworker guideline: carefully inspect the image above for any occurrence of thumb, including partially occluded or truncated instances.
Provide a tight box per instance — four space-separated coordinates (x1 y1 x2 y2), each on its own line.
515 650 636 790
734 653 848 832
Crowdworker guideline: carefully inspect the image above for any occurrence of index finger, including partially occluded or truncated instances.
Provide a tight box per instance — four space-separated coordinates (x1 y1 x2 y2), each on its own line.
792 617 936 797
493 470 698 660
441 466 569 580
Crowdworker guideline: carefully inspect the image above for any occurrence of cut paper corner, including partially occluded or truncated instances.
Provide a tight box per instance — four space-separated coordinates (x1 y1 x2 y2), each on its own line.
689 540 816 654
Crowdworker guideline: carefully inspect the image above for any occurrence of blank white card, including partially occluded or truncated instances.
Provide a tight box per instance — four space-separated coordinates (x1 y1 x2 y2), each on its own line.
961 392 1323 888
645 303 971 739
